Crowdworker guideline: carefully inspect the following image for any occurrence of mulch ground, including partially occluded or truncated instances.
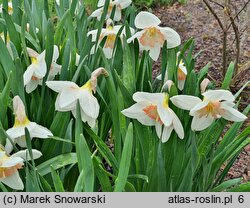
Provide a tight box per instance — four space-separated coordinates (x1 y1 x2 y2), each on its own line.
152 0 250 181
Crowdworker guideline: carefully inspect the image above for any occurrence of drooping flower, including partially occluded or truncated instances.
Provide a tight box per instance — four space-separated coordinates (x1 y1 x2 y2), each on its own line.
88 19 134 59
127 11 181 61
170 89 247 131
23 47 47 93
46 67 109 128
5 96 53 153
23 46 61 93
122 92 184 142
157 52 187 90
0 147 42 190
0 2 13 15
91 0 132 21
47 45 62 81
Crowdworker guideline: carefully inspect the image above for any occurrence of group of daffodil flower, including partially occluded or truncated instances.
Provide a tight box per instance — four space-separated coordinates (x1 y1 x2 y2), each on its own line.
0 0 247 190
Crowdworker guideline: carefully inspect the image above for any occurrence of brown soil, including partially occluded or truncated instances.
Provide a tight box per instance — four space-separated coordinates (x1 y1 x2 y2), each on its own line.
152 0 250 181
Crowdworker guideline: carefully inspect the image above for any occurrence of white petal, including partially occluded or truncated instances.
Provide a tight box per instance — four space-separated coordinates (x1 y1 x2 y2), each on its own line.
4 139 14 154
87 29 98 42
79 90 100 119
75 53 80 66
58 88 80 109
160 27 181 48
97 0 106 7
25 80 39 93
203 89 235 102
191 115 214 131
113 8 122 21
16 137 27 148
157 105 172 127
11 149 42 161
0 171 24 190
121 103 155 126
52 45 59 61
149 45 161 61
33 61 47 78
23 66 35 86
103 47 113 59
200 78 210 93
162 125 173 143
170 95 202 111
46 81 79 93
81 109 96 128
118 0 132 8
30 123 53 138
155 122 162 139
133 92 164 103
169 108 184 139
220 103 247 122
135 11 161 29
1 157 23 167
6 127 25 139
179 63 187 75
55 95 76 112
127 31 144 43
178 80 185 90
90 8 103 20
27 47 39 58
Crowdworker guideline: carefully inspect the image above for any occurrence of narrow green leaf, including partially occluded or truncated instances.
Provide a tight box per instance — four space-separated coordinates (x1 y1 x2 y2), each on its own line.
114 123 133 192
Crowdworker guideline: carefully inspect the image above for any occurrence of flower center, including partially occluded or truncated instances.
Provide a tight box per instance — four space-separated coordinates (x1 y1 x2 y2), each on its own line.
0 151 23 178
139 27 165 48
143 104 163 124
8 5 13 14
104 34 116 49
81 80 92 92
14 116 30 127
31 57 38 64
198 101 224 118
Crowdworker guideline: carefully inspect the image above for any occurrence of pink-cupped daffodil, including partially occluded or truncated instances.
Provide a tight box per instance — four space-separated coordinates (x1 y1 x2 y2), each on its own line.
0 147 42 190
0 2 13 15
157 52 187 90
127 11 181 61
91 0 132 21
23 47 46 93
5 96 53 154
170 89 247 131
23 46 61 93
88 19 134 59
46 67 109 128
122 92 184 142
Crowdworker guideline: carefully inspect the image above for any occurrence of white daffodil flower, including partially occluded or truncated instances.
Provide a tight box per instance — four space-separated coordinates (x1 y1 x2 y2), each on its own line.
127 11 181 61
91 0 132 21
23 47 46 93
157 52 187 90
47 45 61 81
170 89 247 131
122 92 184 142
5 96 53 153
23 46 61 93
0 147 42 190
46 67 109 128
0 2 13 15
88 19 134 59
